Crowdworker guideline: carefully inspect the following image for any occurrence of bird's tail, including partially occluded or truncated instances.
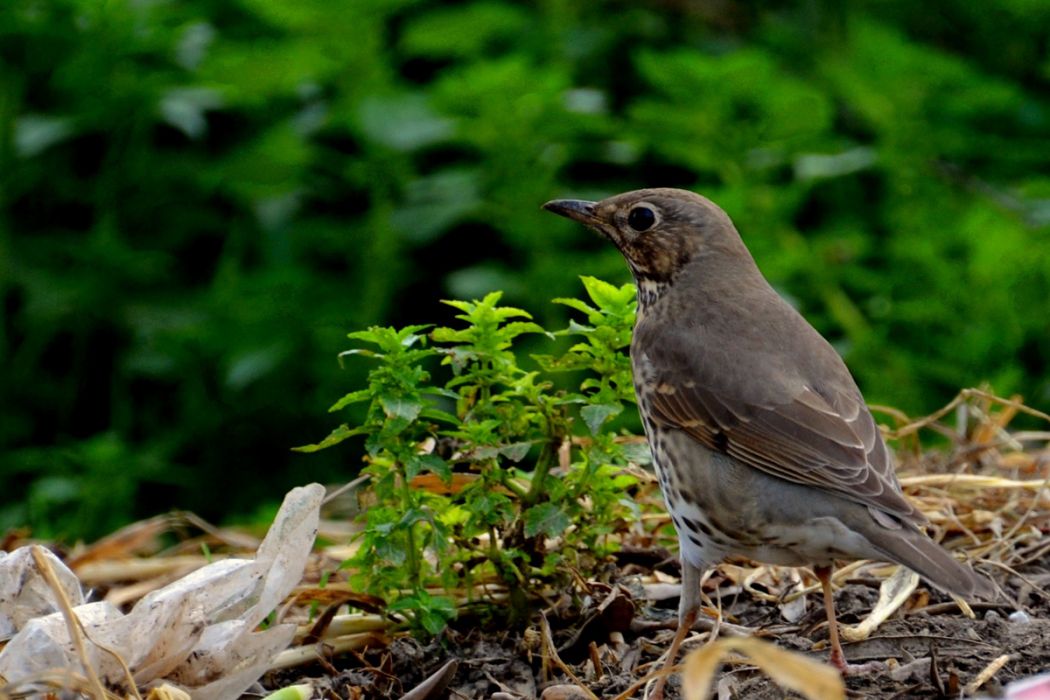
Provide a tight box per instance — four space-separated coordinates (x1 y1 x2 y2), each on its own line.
869 526 994 600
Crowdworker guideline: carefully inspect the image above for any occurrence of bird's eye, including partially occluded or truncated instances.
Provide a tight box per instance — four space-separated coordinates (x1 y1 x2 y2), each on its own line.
627 206 656 232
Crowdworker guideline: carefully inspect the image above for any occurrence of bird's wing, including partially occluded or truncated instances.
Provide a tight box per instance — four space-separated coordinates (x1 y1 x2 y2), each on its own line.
641 339 922 524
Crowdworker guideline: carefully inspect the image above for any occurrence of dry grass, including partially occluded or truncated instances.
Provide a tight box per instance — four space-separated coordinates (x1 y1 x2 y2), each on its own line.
1 388 1047 699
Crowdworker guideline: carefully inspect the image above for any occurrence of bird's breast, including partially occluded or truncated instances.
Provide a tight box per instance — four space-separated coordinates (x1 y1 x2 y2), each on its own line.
648 426 885 570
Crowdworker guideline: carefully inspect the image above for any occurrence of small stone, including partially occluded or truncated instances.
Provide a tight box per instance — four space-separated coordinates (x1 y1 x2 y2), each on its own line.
1008 610 1031 625
539 684 591 700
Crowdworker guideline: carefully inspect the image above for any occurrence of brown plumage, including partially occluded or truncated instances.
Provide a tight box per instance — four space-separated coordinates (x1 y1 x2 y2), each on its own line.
544 188 991 697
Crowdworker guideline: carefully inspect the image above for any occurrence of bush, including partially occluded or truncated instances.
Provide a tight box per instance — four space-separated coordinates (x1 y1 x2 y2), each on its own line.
2 0 1047 538
299 278 647 633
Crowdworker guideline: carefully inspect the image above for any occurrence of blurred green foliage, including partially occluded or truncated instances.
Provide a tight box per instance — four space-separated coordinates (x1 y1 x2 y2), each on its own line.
1 0 1048 539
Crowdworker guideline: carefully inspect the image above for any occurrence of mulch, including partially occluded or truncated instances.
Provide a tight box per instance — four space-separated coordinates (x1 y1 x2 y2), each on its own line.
11 389 1046 699
272 389 1050 699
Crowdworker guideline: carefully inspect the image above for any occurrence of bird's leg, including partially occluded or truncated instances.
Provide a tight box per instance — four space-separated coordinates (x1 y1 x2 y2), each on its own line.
814 564 848 672
649 560 702 700
814 564 885 676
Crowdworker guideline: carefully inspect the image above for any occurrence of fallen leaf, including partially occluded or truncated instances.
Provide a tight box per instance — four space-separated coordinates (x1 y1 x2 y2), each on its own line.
682 636 845 700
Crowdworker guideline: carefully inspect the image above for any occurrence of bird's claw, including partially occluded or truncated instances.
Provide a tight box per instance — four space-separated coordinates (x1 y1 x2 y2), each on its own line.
830 652 887 676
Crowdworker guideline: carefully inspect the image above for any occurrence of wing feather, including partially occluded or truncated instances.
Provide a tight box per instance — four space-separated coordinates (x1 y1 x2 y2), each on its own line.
639 347 921 523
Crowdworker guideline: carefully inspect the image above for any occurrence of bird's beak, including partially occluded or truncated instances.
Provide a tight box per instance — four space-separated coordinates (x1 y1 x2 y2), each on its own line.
542 199 599 225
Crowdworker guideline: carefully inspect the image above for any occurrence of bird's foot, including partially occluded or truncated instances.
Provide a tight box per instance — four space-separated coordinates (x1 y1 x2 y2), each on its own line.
829 649 886 676
644 650 677 700
645 630 705 699
646 680 667 700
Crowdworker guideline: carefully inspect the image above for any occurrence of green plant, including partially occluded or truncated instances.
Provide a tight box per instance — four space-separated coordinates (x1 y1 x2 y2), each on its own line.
298 277 648 634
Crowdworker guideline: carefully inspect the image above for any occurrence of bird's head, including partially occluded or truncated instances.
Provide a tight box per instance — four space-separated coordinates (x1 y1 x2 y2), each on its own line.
542 188 747 283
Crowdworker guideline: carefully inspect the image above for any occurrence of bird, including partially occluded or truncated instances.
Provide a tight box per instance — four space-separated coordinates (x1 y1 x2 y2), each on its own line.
543 188 991 697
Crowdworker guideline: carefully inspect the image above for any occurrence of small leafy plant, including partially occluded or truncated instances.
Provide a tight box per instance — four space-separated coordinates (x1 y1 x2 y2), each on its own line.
299 277 649 634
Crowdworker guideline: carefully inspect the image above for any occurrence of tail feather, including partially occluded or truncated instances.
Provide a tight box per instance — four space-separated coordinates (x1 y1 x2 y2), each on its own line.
869 526 994 600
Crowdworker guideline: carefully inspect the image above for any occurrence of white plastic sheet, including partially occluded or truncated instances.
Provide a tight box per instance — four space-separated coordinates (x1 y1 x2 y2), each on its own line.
0 483 324 699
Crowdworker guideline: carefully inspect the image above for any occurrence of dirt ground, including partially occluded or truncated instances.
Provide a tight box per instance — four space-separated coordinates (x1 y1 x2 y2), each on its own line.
269 392 1050 699
9 391 1041 700
275 544 1050 699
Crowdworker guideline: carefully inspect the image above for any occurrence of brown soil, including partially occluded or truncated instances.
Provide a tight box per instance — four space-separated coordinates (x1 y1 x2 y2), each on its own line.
281 552 1049 699
268 390 1050 699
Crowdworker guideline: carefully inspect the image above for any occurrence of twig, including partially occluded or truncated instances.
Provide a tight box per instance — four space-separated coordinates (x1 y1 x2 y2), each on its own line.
539 613 598 700
322 474 372 506
884 388 1050 441
30 545 134 700
398 659 459 700
994 471 1050 558
982 560 1050 603
963 654 1011 696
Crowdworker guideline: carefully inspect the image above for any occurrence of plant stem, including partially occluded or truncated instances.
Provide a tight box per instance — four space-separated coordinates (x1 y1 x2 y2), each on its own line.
524 407 565 506
399 461 421 589
501 472 528 499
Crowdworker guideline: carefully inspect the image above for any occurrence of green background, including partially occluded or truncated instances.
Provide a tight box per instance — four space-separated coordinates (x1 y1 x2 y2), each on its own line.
2 0 1048 539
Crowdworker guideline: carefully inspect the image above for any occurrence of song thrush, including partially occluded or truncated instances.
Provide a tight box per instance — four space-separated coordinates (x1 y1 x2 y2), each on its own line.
543 188 990 697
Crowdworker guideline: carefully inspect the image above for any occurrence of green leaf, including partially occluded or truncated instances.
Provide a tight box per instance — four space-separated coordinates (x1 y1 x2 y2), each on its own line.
491 305 533 321
390 169 482 243
498 442 532 462
419 594 457 634
579 276 623 307
375 534 408 566
552 297 596 315
406 453 451 481
400 3 530 59
580 276 636 311
430 327 470 343
357 93 454 152
524 502 571 538
380 395 424 423
347 325 432 351
565 319 596 334
389 591 457 635
500 321 546 339
419 608 448 635
621 441 653 465
260 684 314 700
580 402 623 435
329 389 372 412
292 424 366 452
419 406 460 425
398 507 429 528
14 115 75 158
